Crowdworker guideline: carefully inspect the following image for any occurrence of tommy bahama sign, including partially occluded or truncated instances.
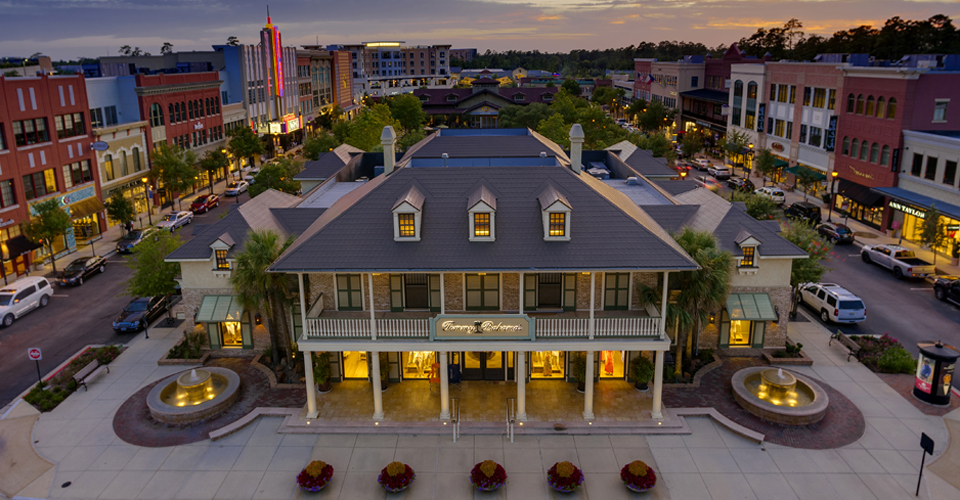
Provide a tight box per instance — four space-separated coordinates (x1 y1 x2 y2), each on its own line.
430 315 535 341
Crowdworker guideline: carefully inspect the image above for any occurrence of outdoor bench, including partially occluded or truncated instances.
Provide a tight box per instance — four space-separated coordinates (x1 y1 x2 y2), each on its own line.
73 359 109 391
828 330 862 362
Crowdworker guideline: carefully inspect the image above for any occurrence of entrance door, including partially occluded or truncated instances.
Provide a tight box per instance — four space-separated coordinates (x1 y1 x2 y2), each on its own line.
404 274 429 309
538 273 562 308
462 351 504 380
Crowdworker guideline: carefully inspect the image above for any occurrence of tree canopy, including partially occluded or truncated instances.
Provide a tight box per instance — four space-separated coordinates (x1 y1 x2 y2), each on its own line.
533 91 625 149
104 192 136 231
125 229 183 304
384 93 427 132
248 158 302 198
148 143 198 208
344 104 404 151
198 149 230 193
227 126 266 169
302 132 339 161
23 198 72 272
498 103 555 129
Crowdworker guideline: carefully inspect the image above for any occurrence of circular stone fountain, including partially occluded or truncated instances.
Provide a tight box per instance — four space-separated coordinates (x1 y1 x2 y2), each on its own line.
146 367 240 424
732 367 829 426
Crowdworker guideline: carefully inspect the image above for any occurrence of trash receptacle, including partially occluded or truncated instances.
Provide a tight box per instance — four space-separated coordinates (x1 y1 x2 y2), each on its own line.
914 341 959 406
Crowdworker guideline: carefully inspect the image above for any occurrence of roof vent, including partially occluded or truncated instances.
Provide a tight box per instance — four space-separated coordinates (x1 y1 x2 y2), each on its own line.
627 176 638 185
442 152 448 167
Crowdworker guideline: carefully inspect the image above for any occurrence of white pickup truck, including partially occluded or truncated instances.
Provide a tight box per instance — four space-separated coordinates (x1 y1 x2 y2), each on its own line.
860 244 936 279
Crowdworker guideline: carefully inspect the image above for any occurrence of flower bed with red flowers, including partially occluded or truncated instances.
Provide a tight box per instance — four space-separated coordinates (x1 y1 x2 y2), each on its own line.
620 460 657 492
470 460 507 491
546 461 584 493
296 460 334 492
378 461 415 492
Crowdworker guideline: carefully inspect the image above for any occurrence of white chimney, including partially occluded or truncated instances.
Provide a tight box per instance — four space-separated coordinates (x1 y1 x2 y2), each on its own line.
569 124 584 173
381 126 397 174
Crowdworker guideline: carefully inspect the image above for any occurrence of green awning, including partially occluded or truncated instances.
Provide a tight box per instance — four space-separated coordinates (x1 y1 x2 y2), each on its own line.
726 293 778 321
773 159 789 168
196 295 243 323
784 165 826 181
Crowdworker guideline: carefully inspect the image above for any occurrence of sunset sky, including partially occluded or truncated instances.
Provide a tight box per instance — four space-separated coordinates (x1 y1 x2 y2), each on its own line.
4 0 960 60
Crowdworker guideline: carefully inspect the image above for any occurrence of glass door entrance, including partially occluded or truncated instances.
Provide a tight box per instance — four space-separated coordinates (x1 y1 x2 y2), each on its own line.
462 351 504 380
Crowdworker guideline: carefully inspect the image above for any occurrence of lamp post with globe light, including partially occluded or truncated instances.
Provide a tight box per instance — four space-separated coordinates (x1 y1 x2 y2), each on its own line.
827 171 839 223
141 177 152 226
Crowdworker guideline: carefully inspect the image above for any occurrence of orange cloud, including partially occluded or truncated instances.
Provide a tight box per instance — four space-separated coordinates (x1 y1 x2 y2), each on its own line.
537 15 566 21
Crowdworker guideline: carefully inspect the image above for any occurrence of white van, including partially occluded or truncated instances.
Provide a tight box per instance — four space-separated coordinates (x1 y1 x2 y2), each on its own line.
0 276 53 327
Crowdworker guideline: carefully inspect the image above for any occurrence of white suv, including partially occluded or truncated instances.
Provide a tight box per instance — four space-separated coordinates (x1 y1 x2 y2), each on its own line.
798 283 866 324
0 276 53 327
754 186 786 205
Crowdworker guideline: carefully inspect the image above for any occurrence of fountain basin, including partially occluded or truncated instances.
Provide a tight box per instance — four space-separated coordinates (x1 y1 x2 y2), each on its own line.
732 367 829 426
147 367 240 425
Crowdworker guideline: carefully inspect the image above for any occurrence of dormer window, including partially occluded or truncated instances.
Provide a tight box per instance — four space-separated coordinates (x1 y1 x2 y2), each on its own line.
215 250 230 269
446 94 458 102
740 246 755 267
513 93 525 101
211 232 235 276
735 230 760 273
468 185 496 242
543 93 554 101
538 185 571 241
393 186 424 242
419 95 429 103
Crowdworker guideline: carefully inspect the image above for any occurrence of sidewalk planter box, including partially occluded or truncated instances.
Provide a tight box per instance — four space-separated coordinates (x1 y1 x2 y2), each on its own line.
762 342 813 366
158 351 211 366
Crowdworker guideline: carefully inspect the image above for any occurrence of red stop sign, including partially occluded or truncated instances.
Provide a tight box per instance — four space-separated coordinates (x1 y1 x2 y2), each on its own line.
28 348 42 361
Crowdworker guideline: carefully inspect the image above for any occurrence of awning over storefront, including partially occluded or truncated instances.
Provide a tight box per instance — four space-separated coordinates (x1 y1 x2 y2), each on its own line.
3 235 41 258
773 159 789 168
68 197 106 220
839 179 884 207
784 165 826 181
726 293 778 321
872 187 960 221
196 295 243 323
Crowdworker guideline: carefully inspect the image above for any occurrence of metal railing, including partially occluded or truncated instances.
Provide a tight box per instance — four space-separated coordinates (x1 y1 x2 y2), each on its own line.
506 397 516 443
451 397 461 443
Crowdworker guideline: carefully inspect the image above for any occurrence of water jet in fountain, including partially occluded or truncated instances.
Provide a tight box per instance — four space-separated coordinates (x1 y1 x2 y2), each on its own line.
147 367 240 424
732 367 828 425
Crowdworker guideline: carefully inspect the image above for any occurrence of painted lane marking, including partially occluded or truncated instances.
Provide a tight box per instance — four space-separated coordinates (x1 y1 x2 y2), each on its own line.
51 294 69 297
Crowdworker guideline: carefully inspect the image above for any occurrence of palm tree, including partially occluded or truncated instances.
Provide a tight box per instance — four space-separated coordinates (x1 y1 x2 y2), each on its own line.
672 228 732 378
230 230 295 368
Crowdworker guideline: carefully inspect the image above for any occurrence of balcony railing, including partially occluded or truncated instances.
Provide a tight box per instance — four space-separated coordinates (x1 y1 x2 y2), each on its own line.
303 318 431 339
536 317 660 338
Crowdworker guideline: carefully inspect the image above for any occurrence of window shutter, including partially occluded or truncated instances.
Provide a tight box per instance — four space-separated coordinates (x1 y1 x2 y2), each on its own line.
751 321 766 349
718 310 730 349
389 275 404 312
206 323 221 349
429 274 441 312
563 274 577 311
241 312 253 349
524 274 538 311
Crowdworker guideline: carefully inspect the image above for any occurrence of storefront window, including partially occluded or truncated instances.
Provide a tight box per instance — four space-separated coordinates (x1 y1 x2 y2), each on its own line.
730 320 752 346
342 351 368 378
600 351 625 378
73 214 101 242
220 321 243 348
531 351 565 379
402 351 436 379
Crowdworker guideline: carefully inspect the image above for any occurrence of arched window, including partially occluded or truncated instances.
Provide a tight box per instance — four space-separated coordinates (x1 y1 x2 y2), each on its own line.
204 98 210 116
876 97 886 118
181 101 186 121
847 93 855 112
734 80 743 97
887 98 897 119
132 146 142 172
188 101 194 120
880 145 891 166
149 103 163 127
199 99 205 117
103 154 114 181
870 142 879 163
168 104 174 124
174 102 181 123
747 81 757 99
866 96 875 116
859 139 869 161
842 136 850 156
215 96 220 114
856 94 864 114
851 139 860 158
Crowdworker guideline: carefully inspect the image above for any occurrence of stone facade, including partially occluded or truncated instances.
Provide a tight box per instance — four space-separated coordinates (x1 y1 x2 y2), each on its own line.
443 273 464 312
174 286 271 353
502 273 519 311
631 272 659 311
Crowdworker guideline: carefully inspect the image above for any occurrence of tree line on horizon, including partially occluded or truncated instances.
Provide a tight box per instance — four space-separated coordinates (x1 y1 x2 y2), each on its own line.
455 15 960 77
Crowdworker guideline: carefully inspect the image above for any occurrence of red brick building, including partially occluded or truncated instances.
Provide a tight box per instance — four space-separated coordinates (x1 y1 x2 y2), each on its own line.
331 50 356 116
134 73 224 206
0 74 101 279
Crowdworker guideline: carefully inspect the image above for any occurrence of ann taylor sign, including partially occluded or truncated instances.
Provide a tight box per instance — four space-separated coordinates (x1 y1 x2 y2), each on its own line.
430 315 535 341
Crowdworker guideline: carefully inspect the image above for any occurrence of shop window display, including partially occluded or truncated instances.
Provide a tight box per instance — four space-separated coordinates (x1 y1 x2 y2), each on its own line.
220 321 243 348
729 320 752 346
342 351 369 378
600 351 625 378
531 351 565 379
403 351 436 379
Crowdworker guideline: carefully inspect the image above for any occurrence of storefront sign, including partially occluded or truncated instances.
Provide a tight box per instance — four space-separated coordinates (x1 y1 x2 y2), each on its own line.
194 122 204 130
824 115 838 152
771 142 784 152
756 103 766 133
282 115 301 133
29 186 96 216
430 315 534 341
848 166 875 180
891 148 901 171
889 200 926 219
0 219 16 228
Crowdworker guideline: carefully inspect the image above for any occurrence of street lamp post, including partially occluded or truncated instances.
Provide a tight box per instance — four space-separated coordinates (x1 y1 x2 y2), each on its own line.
141 177 152 226
827 171 839 223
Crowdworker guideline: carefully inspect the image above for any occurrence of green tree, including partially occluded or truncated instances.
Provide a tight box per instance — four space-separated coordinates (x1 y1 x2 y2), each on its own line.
780 220 832 317
918 206 950 266
104 192 136 234
345 104 402 151
385 93 426 132
590 86 621 107
671 228 732 377
680 130 704 159
535 92 625 149
248 158 302 198
561 79 581 96
149 143 199 210
794 168 821 202
498 103 555 129
125 230 182 326
227 126 267 174
719 129 751 170
398 129 427 151
199 149 230 193
302 132 339 161
636 100 676 133
226 36 240 46
23 198 72 272
230 230 296 369
160 42 174 55
754 148 777 186
628 131 675 160
315 104 343 131
729 191 778 220
626 98 647 125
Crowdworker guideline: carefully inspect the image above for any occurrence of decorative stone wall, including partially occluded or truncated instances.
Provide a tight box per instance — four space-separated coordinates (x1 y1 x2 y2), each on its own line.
733 285 792 348
176 286 235 333
443 273 464 312
306 273 335 313
502 273 519 312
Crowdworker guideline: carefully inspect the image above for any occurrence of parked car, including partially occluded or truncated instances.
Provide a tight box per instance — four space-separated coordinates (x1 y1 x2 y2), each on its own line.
798 282 867 324
156 211 193 232
726 177 755 192
695 176 722 192
112 295 169 333
754 186 785 205
225 181 249 196
116 227 157 254
934 276 960 305
0 276 53 327
784 202 822 224
707 165 732 180
694 158 713 171
860 244 936 279
190 194 219 213
57 256 107 286
816 222 855 244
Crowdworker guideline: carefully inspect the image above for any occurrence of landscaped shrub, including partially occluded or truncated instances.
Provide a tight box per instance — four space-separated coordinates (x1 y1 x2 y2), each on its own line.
878 346 916 374
852 334 913 373
25 345 125 412
167 326 206 359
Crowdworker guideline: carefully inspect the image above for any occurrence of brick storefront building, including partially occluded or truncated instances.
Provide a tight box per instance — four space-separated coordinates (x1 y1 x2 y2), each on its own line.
0 74 101 279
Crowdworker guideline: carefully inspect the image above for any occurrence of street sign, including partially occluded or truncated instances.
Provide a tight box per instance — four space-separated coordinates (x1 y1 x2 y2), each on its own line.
28 347 41 361
917 433 935 495
90 141 109 151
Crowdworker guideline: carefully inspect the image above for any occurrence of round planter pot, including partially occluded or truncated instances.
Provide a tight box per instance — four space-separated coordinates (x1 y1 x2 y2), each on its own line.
626 483 654 493
576 381 585 393
381 380 389 392
635 381 649 392
317 381 332 394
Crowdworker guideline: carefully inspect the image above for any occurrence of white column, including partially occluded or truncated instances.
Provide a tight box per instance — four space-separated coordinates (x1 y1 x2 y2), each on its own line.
652 350 665 419
517 351 527 421
583 350 595 420
439 272 445 314
298 274 318 418
440 351 450 420
660 272 670 337
518 272 524 313
371 351 384 420
368 273 377 340
588 272 596 340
